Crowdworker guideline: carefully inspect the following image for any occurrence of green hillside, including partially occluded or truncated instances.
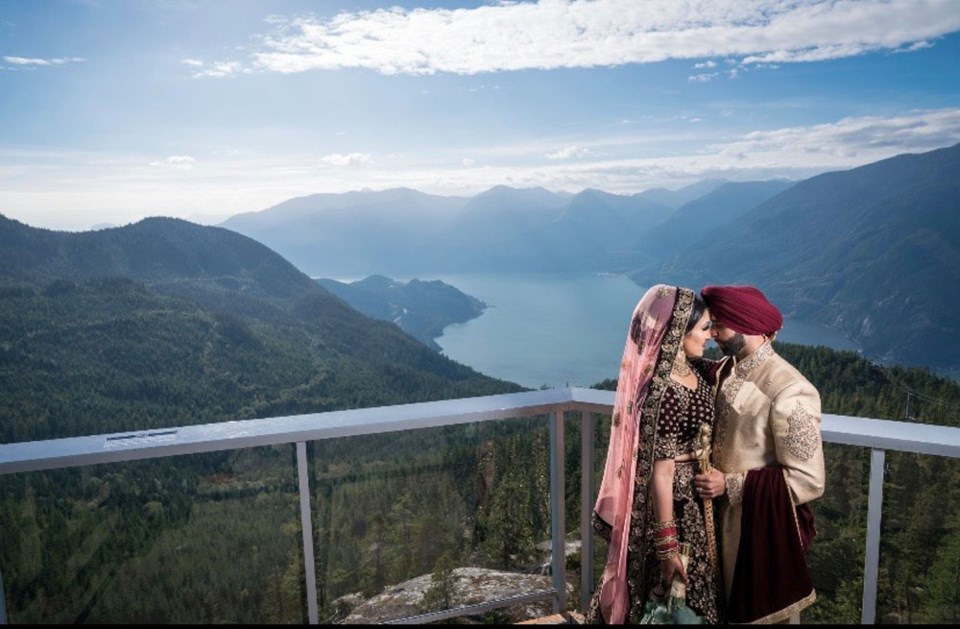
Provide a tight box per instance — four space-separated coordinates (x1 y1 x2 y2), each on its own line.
316 275 487 351
0 216 523 444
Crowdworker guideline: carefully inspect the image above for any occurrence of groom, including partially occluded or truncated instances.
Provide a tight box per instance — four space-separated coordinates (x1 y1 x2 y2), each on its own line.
694 285 825 624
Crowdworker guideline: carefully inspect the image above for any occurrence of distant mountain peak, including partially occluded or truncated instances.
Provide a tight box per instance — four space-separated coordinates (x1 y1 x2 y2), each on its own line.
661 142 960 370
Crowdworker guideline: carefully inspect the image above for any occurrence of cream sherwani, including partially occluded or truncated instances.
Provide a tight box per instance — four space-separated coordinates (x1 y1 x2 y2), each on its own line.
712 341 826 607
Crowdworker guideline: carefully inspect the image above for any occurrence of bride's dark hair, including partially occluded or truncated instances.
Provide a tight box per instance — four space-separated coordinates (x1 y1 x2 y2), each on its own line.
685 293 707 334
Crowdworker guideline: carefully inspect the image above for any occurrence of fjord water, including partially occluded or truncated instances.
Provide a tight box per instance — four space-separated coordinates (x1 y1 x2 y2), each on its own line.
428 272 860 389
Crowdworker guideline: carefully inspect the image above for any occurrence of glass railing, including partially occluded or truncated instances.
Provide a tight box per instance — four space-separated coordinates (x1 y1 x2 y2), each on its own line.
1 387 959 624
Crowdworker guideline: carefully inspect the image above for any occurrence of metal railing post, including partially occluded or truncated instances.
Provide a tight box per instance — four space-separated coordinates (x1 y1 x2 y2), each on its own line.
296 442 320 624
549 411 566 613
580 412 595 614
0 562 8 624
862 447 885 624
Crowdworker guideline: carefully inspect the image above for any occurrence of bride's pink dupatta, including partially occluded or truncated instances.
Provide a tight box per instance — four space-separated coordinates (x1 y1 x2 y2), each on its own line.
594 284 692 624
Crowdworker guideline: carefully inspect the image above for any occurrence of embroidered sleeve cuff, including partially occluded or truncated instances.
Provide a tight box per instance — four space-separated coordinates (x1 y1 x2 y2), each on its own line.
725 472 745 506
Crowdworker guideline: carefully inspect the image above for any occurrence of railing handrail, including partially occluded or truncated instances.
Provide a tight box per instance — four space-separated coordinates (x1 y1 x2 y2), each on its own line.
3 386 959 475
820 412 960 457
0 388 577 475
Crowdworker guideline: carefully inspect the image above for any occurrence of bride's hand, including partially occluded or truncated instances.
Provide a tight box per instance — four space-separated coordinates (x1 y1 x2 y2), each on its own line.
661 554 688 587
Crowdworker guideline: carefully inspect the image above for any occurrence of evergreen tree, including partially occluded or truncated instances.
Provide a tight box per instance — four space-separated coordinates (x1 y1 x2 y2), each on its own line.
420 552 457 613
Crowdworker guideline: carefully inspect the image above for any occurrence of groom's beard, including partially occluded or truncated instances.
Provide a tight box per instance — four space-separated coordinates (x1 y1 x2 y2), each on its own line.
717 333 746 357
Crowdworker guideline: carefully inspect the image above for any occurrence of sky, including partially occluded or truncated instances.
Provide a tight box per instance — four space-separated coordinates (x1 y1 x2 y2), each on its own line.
2 0 960 231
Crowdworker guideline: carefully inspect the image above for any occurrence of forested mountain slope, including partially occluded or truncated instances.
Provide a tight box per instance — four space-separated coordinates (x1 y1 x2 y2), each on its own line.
316 275 487 351
0 215 522 443
651 142 960 370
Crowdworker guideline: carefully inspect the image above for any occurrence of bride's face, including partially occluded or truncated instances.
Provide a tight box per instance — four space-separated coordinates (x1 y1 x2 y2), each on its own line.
683 309 712 358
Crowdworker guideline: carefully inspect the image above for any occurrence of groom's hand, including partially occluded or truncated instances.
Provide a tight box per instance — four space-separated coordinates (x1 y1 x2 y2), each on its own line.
694 468 725 499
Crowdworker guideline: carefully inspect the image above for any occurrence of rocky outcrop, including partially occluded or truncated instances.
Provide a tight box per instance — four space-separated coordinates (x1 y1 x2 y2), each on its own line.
335 567 574 624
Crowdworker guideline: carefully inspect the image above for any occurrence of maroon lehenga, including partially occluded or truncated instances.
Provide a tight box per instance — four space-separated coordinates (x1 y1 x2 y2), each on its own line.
586 285 722 624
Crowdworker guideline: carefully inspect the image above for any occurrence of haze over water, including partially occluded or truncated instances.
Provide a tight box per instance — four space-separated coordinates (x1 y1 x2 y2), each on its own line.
427 273 859 389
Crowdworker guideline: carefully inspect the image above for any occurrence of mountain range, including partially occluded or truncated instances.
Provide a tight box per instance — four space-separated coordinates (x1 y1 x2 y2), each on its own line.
219 181 728 276
0 215 521 442
649 143 960 368
219 142 960 372
3 142 957 386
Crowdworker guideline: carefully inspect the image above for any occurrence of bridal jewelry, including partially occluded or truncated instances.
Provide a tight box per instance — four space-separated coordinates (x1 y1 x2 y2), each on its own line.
672 354 692 377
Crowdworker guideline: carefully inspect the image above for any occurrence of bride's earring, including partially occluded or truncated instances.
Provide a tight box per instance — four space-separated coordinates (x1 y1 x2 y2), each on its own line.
672 348 692 377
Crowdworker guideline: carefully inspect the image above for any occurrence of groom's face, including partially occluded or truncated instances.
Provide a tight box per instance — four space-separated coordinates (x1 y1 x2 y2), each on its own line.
710 320 745 357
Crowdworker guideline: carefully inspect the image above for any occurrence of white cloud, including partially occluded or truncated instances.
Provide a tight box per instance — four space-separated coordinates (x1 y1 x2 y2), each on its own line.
241 0 960 76
319 152 372 166
462 157 475 167
899 40 934 53
181 58 204 67
192 61 244 78
545 146 591 160
711 109 960 159
149 155 196 170
4 56 84 66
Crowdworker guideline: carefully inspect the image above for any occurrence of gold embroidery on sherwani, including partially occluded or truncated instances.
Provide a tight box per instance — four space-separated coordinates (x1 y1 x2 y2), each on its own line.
753 591 817 625
714 342 775 469
786 399 819 461
724 472 745 506
735 340 774 376
713 395 734 470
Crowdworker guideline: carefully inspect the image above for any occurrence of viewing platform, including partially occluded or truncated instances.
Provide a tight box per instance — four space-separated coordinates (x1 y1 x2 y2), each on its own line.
1 387 959 624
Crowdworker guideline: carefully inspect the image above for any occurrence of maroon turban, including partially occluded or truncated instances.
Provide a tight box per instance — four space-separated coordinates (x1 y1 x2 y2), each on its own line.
701 285 783 336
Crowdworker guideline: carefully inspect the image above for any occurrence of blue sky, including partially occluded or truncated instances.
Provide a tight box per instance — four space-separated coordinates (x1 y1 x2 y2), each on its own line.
2 0 959 231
